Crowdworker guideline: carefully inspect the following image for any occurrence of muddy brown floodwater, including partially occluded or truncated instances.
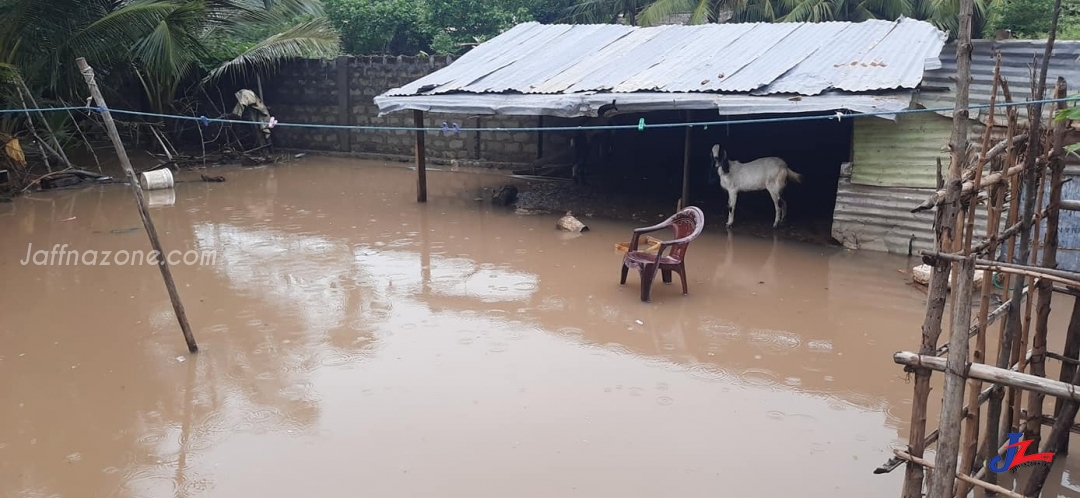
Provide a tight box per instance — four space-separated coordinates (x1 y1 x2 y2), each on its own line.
3 156 1080 497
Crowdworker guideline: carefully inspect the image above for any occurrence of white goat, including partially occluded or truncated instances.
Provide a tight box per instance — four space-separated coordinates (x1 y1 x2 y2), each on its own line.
711 144 802 228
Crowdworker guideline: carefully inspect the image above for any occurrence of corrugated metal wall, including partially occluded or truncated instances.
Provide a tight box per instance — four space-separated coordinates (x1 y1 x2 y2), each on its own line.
850 112 951 188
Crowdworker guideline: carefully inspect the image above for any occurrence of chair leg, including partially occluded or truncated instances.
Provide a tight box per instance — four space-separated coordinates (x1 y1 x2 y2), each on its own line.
620 264 629 285
678 264 688 295
662 269 672 284
640 266 657 302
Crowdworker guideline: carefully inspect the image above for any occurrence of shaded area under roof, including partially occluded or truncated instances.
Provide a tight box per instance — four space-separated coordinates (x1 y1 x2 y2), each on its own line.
375 18 945 119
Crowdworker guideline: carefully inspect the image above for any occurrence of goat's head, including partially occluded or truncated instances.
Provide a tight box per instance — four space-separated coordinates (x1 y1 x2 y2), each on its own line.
711 144 730 175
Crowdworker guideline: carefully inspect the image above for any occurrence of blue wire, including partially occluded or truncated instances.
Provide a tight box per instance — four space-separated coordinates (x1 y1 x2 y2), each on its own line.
0 96 1076 133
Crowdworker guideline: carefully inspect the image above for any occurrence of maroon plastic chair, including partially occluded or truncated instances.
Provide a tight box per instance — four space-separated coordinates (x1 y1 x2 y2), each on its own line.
619 206 705 302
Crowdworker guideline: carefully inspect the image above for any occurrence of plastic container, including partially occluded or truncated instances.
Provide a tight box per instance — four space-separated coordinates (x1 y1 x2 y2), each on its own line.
140 168 174 191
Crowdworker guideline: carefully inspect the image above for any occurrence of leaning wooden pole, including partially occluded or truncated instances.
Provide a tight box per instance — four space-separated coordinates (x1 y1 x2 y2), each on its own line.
925 0 976 493
76 57 198 353
414 110 427 203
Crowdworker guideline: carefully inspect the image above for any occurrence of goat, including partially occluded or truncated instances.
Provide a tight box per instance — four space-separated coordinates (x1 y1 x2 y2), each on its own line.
711 144 802 228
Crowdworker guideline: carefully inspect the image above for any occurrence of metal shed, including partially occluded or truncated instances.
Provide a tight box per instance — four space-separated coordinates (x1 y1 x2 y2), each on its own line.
831 39 1080 261
375 18 948 205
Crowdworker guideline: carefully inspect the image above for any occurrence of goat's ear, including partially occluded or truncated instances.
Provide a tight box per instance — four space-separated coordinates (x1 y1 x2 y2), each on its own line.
711 144 720 158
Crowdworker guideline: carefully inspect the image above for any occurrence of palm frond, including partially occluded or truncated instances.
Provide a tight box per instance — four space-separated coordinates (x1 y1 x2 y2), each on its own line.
638 0 705 25
203 16 339 84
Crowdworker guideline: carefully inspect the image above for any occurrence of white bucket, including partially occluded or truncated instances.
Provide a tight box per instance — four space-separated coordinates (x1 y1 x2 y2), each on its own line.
140 168 174 191
146 189 176 208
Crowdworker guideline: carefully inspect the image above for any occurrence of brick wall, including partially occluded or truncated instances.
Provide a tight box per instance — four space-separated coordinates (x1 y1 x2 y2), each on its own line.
259 56 572 168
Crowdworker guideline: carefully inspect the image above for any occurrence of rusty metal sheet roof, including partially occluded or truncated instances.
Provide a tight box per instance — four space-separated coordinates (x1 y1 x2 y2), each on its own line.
383 18 946 100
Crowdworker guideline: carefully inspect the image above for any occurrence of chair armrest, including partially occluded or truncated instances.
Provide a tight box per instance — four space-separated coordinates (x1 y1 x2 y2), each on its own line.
633 220 673 234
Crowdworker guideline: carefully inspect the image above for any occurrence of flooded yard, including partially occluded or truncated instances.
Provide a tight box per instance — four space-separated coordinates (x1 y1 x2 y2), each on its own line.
1 157 1077 497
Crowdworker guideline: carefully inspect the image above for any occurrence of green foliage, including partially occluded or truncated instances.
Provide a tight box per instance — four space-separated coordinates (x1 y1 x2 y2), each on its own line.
325 0 563 55
324 0 431 55
988 0 1080 38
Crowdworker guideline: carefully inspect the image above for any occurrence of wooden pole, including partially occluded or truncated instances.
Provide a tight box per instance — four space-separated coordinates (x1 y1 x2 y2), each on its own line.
414 110 427 203
1053 296 1080 455
923 0 974 493
1025 78 1068 450
679 112 692 211
934 256 976 498
895 352 1080 403
76 57 198 353
955 58 1002 496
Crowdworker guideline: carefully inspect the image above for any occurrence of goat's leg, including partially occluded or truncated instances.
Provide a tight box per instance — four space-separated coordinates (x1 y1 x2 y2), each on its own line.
726 190 738 227
768 188 782 228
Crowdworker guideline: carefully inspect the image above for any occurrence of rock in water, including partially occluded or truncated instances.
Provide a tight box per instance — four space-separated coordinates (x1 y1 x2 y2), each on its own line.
556 211 589 233
492 184 518 206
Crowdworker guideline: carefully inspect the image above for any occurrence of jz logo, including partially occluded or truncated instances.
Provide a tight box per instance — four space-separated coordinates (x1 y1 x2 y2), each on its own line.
988 433 1055 473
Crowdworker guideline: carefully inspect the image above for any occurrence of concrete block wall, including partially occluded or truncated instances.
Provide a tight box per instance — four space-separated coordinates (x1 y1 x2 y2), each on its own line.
259 56 572 167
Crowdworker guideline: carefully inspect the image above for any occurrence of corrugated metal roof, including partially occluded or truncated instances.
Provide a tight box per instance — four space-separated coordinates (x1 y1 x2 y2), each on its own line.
382 18 946 100
919 39 1080 124
374 90 915 118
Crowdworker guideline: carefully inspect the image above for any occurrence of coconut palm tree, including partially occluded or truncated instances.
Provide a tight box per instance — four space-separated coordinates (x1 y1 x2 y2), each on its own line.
0 0 339 114
569 0 1001 38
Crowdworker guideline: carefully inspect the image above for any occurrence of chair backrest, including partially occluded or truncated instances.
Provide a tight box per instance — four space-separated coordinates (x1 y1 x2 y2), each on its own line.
666 206 704 262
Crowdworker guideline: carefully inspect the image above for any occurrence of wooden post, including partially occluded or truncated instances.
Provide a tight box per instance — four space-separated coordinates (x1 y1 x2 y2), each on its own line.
1025 78 1068 450
679 112 692 211
76 57 198 353
895 352 1080 403
1053 296 1080 455
955 58 1002 496
904 0 974 493
414 110 427 203
336 55 351 152
537 116 544 159
933 256 976 498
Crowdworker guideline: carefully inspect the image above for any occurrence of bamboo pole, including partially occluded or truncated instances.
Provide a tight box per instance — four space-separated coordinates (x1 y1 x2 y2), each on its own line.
894 352 1080 403
956 58 1003 497
76 57 198 353
998 78 1025 449
1024 78 1068 451
414 110 427 203
15 76 73 170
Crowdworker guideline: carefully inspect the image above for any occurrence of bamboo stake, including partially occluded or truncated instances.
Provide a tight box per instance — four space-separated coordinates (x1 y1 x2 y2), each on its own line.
956 58 1003 497
999 79 1025 449
893 450 1025 498
1024 78 1068 450
76 57 198 353
1024 352 1079 497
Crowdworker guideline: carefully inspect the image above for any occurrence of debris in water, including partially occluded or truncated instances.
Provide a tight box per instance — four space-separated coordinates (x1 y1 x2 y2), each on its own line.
200 174 226 183
175 356 186 363
635 320 644 325
556 211 588 233
294 153 306 159
60 217 76 222
491 184 518 206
